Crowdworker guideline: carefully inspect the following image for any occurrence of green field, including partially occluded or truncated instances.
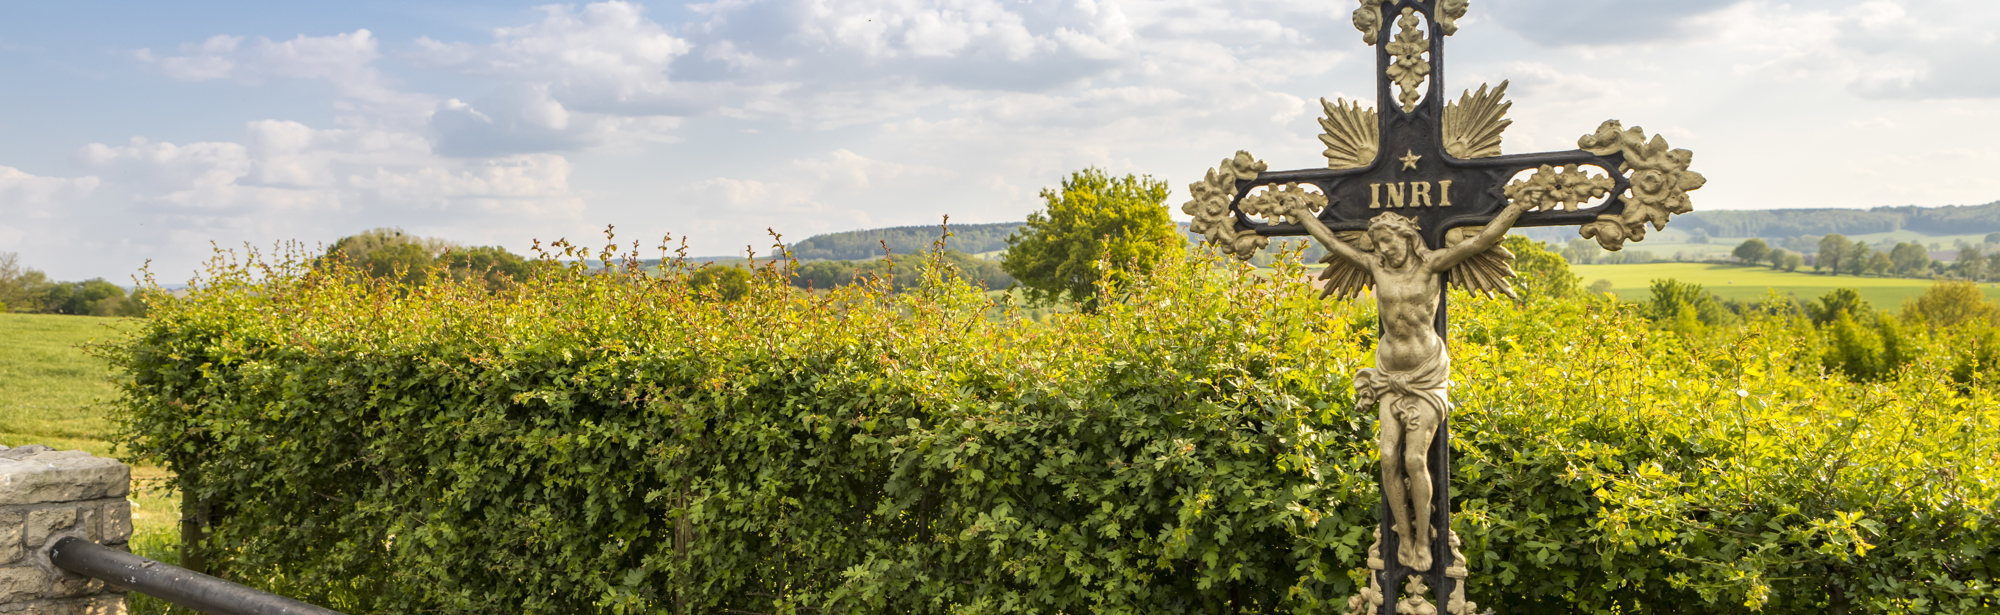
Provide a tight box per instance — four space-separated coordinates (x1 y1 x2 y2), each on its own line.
0 314 176 544
0 313 132 455
1573 262 2000 309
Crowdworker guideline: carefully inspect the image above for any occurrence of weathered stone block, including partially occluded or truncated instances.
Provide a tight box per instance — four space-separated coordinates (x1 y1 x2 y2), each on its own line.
95 501 129 546
23 509 76 551
0 568 44 603
0 512 22 566
0 452 128 506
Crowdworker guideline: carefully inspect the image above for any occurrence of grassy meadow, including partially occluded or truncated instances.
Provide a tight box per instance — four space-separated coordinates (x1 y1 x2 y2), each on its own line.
0 314 178 553
1574 262 2000 308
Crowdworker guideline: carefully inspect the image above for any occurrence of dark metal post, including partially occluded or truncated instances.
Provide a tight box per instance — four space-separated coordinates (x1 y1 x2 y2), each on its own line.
49 537 346 615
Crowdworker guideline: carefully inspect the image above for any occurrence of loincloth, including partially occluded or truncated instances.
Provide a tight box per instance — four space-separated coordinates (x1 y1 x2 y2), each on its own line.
1353 350 1453 430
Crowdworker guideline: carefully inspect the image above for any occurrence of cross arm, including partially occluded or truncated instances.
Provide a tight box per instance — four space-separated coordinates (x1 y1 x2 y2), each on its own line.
1225 147 1631 241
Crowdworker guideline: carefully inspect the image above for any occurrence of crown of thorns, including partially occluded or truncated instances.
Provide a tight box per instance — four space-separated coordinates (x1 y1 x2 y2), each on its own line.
1367 212 1422 237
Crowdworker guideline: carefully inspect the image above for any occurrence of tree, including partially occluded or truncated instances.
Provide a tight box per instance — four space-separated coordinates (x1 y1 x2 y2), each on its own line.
1807 288 1871 326
325 228 454 263
1002 168 1180 309
360 243 436 284
1888 242 1930 276
1866 251 1892 276
1903 281 1999 328
1560 238 1599 265
1760 247 1785 268
1988 232 2000 244
0 252 51 312
1732 238 1770 265
439 246 536 290
323 228 531 289
1818 235 1852 274
1957 246 1986 281
1502 236 1581 299
1644 278 1731 331
1779 250 1804 272
1845 242 1872 275
689 265 752 301
42 279 129 316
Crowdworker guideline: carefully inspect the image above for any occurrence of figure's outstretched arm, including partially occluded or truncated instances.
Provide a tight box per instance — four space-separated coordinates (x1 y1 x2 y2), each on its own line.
1431 200 1527 271
1299 215 1371 268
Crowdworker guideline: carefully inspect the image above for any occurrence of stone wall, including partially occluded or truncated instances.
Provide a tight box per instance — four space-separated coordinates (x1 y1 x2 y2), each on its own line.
0 445 130 615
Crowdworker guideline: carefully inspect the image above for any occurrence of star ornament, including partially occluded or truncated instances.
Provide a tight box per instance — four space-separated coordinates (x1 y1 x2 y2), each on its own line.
1399 150 1422 170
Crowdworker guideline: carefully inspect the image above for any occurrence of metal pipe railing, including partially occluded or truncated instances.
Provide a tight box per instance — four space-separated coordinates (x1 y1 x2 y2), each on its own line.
49 536 345 615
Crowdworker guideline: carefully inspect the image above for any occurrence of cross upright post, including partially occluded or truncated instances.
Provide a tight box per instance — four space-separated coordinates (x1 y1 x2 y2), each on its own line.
1179 2 1707 613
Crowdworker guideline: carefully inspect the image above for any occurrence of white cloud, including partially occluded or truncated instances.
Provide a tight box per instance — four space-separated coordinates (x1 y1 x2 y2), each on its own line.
413 2 695 114
408 2 703 156
346 154 582 215
136 30 433 121
74 119 583 237
0 167 100 219
793 148 952 189
1700 0 2000 99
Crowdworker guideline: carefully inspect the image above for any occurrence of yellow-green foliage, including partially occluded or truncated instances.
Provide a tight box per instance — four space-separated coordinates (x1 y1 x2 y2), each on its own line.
106 239 1999 614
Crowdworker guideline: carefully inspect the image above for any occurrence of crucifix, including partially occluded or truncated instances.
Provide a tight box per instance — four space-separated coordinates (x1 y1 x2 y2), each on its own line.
1179 1 1705 614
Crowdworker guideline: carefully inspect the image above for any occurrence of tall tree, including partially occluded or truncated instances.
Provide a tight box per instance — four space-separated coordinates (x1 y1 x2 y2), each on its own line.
1818 234 1852 274
1002 168 1180 309
1846 242 1873 275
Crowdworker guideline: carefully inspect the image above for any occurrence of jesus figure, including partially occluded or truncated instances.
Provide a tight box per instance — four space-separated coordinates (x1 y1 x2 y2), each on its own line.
1292 199 1529 571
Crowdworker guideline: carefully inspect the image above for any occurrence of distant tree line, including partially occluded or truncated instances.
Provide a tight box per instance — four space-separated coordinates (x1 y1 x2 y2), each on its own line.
787 223 1023 261
0 252 154 317
790 250 1013 292
1679 201 2000 237
1726 238 1806 271
1797 234 2000 281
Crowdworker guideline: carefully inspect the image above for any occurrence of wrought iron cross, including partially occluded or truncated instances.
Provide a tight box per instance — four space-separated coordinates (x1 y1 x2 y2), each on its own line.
1179 1 1705 614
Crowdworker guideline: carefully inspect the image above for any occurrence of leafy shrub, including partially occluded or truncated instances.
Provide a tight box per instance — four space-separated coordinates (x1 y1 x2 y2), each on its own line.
107 239 2000 615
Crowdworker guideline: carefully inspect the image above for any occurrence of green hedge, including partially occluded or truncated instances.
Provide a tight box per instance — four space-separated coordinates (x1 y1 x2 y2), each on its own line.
108 240 1999 614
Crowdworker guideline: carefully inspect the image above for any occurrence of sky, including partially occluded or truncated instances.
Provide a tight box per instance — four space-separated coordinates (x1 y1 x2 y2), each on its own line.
4 0 2000 282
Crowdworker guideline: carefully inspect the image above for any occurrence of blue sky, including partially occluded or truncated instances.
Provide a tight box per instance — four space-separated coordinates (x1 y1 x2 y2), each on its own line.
4 0 2000 281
